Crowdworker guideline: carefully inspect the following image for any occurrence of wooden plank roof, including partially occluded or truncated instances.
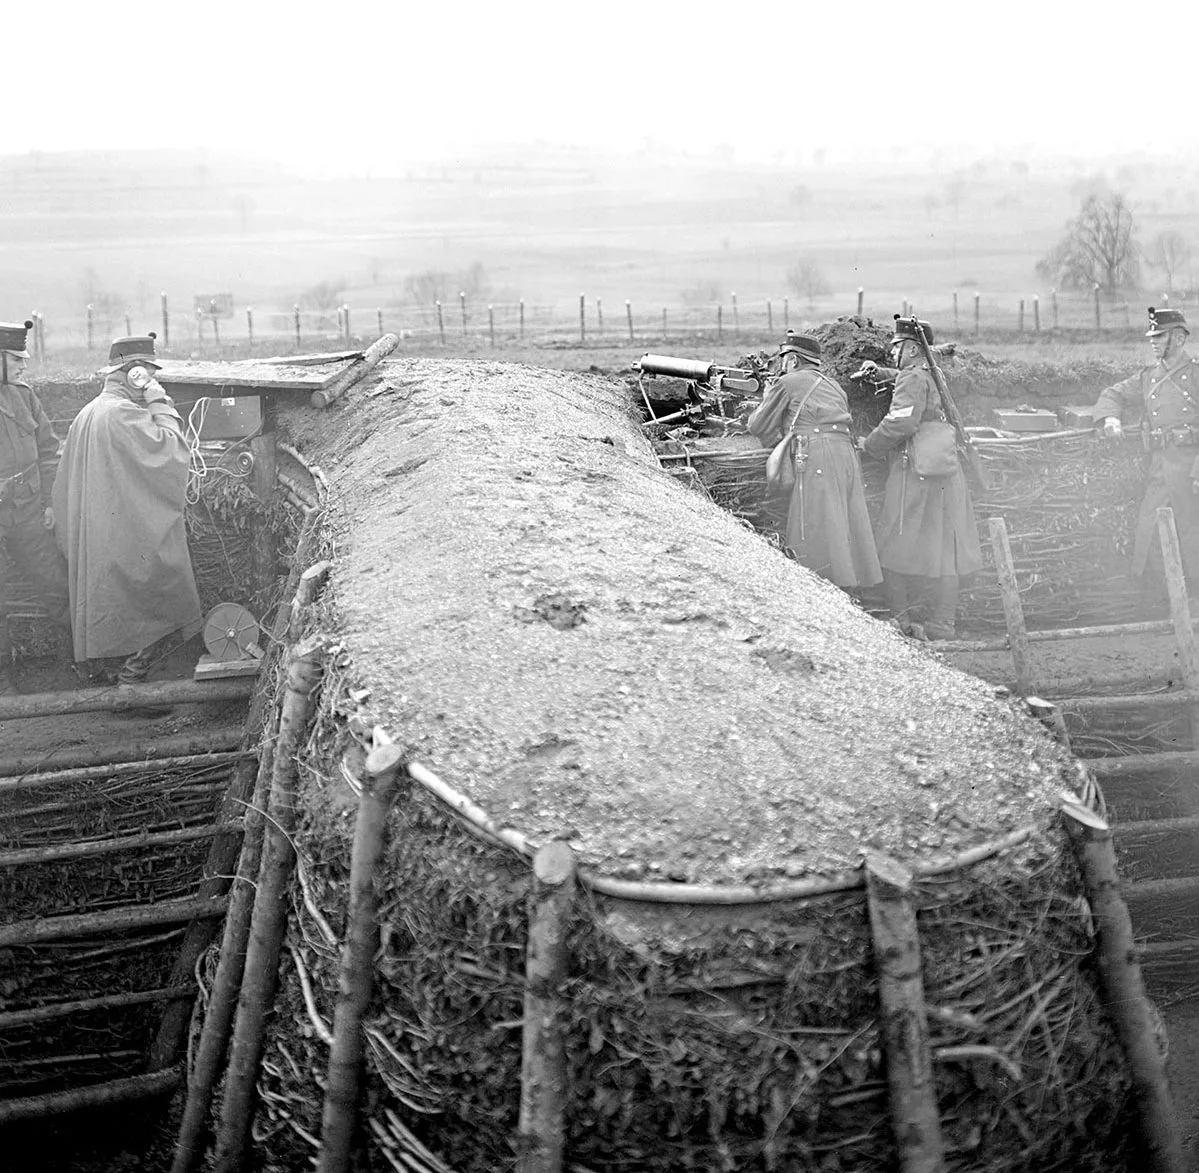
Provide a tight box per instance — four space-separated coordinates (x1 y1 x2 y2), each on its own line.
156 352 364 393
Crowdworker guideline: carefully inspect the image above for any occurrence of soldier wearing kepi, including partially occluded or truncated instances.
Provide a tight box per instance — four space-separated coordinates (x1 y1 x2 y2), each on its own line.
747 334 881 593
53 333 203 684
862 317 982 639
0 318 71 695
1093 306 1199 586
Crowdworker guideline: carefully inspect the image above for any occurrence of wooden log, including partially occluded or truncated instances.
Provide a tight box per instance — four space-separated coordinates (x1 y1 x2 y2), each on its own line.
0 1067 182 1125
863 851 945 1173
516 841 578 1173
1140 939 1199 1002
1156 507 1199 744
0 985 194 1031
935 617 1188 655
0 896 228 948
1060 800 1186 1173
290 560 333 642
277 468 318 509
310 333 400 408
1122 876 1199 940
1113 816 1199 881
988 516 1033 694
0 750 245 795
316 743 405 1173
0 821 241 869
170 742 276 1173
1023 697 1072 751
0 678 253 721
212 640 326 1173
1058 691 1199 713
0 732 243 777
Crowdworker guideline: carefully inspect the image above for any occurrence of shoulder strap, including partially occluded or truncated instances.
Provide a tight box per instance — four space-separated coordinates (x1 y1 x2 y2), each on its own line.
784 372 826 434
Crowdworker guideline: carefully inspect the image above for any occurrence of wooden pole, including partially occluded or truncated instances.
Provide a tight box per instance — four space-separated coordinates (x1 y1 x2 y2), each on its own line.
310 333 399 408
436 300 445 344
1018 299 1025 333
988 516 1033 694
0 677 252 722
377 306 384 336
211 301 221 347
343 304 352 341
1060 800 1186 1173
520 298 526 340
460 291 467 336
0 821 239 869
973 292 980 336
246 306 254 348
625 299 633 341
1033 294 1040 333
0 897 228 949
783 296 789 329
1094 283 1102 329
1024 696 1073 751
864 851 945 1173
125 310 132 335
516 841 577 1173
596 298 603 337
731 291 739 338
0 1068 182 1125
212 639 326 1173
0 737 242 782
161 291 170 349
294 304 302 348
579 293 585 342
489 304 496 347
952 291 958 333
661 307 667 342
1155 506 1199 743
1051 288 1059 329
717 304 723 341
315 744 405 1173
87 303 93 350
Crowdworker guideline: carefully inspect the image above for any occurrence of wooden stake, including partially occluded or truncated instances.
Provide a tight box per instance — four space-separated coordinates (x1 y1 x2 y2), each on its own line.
437 300 445 345
294 304 302 348
579 293 585 342
516 841 578 1173
857 288 864 316
161 291 170 349
1156 506 1199 742
212 640 326 1173
864 851 945 1173
315 744 405 1173
988 516 1034 694
1060 801 1187 1173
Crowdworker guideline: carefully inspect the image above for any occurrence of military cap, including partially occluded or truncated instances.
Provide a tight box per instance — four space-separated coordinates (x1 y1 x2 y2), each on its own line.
779 332 822 365
0 319 33 357
892 315 934 345
1146 306 1189 337
100 332 161 374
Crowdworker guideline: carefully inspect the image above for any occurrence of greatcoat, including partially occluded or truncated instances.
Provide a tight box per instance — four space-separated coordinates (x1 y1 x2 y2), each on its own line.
747 367 882 589
862 365 982 578
1093 347 1199 578
53 375 202 661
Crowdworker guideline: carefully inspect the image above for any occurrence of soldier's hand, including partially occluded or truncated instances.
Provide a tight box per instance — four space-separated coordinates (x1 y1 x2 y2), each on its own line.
42 506 54 530
1101 416 1124 440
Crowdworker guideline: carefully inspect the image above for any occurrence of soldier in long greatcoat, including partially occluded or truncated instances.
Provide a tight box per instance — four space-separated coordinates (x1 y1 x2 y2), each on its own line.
862 318 982 639
54 334 202 683
0 318 71 695
747 334 881 592
1093 306 1199 586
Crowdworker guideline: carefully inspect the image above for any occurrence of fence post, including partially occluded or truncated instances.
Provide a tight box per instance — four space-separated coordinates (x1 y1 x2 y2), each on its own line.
864 851 946 1173
436 301 445 345
596 298 603 337
343 304 351 342
520 299 526 340
767 299 773 333
1018 299 1025 334
196 307 204 349
246 307 254 348
953 290 959 333
973 291 981 337
460 291 467 336
717 304 723 341
731 291 739 338
161 291 170 349
294 305 301 348
377 307 384 337
86 304 94 351
1094 284 1102 329
989 517 1033 694
579 293 585 342
901 298 909 318
1123 301 1131 328
515 841 577 1173
210 300 221 347
1051 288 1059 330
489 304 496 348
661 307 667 342
625 300 633 341
783 296 789 330
1033 295 1041 334
124 310 132 336
857 287 864 316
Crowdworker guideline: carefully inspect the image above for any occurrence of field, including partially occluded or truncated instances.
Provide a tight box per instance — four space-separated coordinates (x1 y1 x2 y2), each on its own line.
5 144 1199 352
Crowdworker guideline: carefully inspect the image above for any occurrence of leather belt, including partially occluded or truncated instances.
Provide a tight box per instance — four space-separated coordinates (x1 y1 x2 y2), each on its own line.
797 424 852 438
1145 425 1199 450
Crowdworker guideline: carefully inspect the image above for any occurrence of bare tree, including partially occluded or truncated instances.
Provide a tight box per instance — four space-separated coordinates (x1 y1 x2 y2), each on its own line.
1147 231 1192 293
1036 193 1141 295
786 257 832 309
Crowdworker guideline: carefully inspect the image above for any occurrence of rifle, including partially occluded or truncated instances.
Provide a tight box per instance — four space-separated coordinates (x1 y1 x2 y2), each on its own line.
900 315 987 492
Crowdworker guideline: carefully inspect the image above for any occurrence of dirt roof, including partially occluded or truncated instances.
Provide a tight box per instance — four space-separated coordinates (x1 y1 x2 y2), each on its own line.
278 357 1075 884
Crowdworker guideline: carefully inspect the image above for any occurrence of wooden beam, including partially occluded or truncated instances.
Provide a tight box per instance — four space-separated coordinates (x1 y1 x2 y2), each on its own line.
0 731 243 778
0 821 242 869
0 985 194 1031
0 678 253 721
0 1068 181 1124
1123 877 1199 940
988 516 1034 694
1112 817 1199 882
1058 691 1199 713
0 751 243 795
310 333 399 408
0 896 229 948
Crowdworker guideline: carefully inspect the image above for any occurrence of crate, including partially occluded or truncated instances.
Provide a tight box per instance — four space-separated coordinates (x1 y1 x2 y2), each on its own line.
1059 405 1097 428
993 407 1059 433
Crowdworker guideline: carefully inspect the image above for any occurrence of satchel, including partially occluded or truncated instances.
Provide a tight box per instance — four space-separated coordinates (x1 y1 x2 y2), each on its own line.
762 381 821 492
908 418 959 477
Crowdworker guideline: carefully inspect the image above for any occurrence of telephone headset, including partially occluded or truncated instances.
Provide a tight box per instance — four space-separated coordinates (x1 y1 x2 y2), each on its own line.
126 365 152 390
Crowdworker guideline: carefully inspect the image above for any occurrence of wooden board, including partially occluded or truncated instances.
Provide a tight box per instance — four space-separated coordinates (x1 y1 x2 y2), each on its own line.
157 357 359 394
193 654 262 681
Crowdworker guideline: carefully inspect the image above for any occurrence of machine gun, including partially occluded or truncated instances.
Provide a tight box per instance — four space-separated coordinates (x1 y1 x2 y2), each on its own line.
634 353 767 428
897 316 986 492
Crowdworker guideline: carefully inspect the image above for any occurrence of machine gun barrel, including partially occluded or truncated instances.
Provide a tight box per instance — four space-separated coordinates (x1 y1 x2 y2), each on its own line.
636 353 716 383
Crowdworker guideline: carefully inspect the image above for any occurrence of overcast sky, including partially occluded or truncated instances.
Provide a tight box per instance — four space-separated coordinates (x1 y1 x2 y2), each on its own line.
3 1 1190 173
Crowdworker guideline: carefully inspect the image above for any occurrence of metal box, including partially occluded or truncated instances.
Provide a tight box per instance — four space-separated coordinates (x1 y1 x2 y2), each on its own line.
1059 405 1097 429
993 407 1058 433
187 395 263 441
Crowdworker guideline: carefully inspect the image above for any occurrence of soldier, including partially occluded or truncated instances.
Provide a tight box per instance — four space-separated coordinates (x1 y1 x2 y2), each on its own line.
1093 306 1199 587
53 333 203 684
861 318 982 639
746 334 881 593
0 318 71 695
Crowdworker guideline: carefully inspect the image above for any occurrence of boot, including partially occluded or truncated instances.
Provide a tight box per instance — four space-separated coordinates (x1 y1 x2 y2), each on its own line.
925 575 960 641
883 570 924 637
117 647 153 686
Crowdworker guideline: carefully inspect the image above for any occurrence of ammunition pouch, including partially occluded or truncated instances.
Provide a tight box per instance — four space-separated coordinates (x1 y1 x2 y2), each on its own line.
0 462 39 508
1145 425 1199 451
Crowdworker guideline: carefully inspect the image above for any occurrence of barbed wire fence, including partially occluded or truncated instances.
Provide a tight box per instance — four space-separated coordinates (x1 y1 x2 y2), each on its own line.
21 285 1193 362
